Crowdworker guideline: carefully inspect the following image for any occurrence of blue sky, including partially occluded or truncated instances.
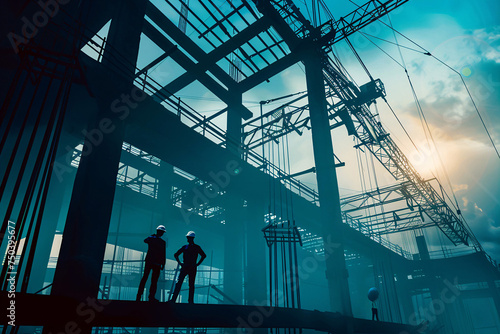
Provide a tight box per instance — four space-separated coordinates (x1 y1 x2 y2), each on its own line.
331 0 500 261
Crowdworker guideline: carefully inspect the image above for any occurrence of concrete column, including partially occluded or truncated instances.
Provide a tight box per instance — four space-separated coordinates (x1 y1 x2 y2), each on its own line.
226 92 244 157
414 234 451 332
157 162 175 231
395 273 416 324
223 196 244 305
244 201 267 306
46 1 147 333
303 47 352 317
415 235 430 261
223 90 245 306
375 259 402 323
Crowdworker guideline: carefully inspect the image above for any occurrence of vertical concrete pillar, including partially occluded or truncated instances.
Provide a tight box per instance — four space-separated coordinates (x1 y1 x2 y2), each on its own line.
395 273 416 324
244 201 267 306
223 197 244 304
372 258 388 322
415 235 430 260
303 47 352 317
414 234 451 332
46 1 147 333
223 90 245 305
157 162 175 231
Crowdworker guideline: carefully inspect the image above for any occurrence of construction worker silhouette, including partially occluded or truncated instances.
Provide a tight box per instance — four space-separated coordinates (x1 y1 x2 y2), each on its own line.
368 287 380 321
137 225 166 302
169 231 206 303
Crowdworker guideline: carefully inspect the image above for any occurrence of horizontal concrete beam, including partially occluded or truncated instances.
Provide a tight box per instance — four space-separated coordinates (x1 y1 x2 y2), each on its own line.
2 292 417 333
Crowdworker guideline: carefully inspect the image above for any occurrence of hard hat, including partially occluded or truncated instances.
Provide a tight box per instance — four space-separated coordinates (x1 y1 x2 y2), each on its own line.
186 231 196 238
156 225 166 232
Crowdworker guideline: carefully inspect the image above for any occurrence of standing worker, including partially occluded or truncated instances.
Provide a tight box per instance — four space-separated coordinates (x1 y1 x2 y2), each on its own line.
368 287 380 321
169 231 206 303
137 225 166 302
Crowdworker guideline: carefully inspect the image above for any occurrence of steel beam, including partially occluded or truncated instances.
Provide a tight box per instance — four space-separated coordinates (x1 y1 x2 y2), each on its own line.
238 51 302 93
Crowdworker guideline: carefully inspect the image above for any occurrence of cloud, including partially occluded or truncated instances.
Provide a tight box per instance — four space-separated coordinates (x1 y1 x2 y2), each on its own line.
453 184 468 192
393 27 500 152
474 203 483 213
461 198 500 261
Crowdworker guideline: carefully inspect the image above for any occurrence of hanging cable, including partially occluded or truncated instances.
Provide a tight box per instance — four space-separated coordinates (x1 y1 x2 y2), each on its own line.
345 36 373 81
379 20 500 159
405 69 462 211
358 31 405 69
383 99 421 154
359 31 426 54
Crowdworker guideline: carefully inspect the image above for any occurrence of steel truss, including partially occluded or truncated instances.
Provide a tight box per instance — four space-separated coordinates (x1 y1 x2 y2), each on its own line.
86 0 479 254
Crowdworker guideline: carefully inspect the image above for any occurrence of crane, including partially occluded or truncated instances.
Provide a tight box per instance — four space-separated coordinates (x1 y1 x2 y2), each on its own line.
245 0 481 250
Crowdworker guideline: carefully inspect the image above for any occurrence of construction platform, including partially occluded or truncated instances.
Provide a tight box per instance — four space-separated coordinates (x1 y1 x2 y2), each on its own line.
1 292 418 333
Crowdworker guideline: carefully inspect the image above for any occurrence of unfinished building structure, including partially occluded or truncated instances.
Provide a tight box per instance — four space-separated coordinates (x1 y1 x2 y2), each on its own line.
0 0 499 333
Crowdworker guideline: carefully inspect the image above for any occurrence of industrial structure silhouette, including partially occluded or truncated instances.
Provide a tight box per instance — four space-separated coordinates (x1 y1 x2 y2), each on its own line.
0 0 499 334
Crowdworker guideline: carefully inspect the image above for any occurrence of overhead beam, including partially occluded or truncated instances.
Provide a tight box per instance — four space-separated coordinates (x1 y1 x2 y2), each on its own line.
147 3 270 98
238 51 302 92
142 21 252 119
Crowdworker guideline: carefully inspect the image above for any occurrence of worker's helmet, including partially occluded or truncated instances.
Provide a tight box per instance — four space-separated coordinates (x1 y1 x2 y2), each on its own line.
186 231 196 238
156 225 166 232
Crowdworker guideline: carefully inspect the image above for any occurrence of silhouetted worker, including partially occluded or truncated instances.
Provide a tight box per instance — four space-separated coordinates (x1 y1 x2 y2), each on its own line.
372 301 379 321
137 225 166 302
368 287 380 321
169 231 206 303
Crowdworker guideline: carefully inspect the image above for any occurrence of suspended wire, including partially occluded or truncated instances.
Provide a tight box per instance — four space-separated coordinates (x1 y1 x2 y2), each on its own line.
371 103 381 192
432 56 500 159
401 49 462 211
405 70 441 176
357 15 463 212
318 0 335 21
329 47 359 86
345 36 373 80
387 13 406 71
383 99 421 154
359 31 426 55
378 20 500 159
356 22 423 155
355 137 370 233
358 31 405 69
